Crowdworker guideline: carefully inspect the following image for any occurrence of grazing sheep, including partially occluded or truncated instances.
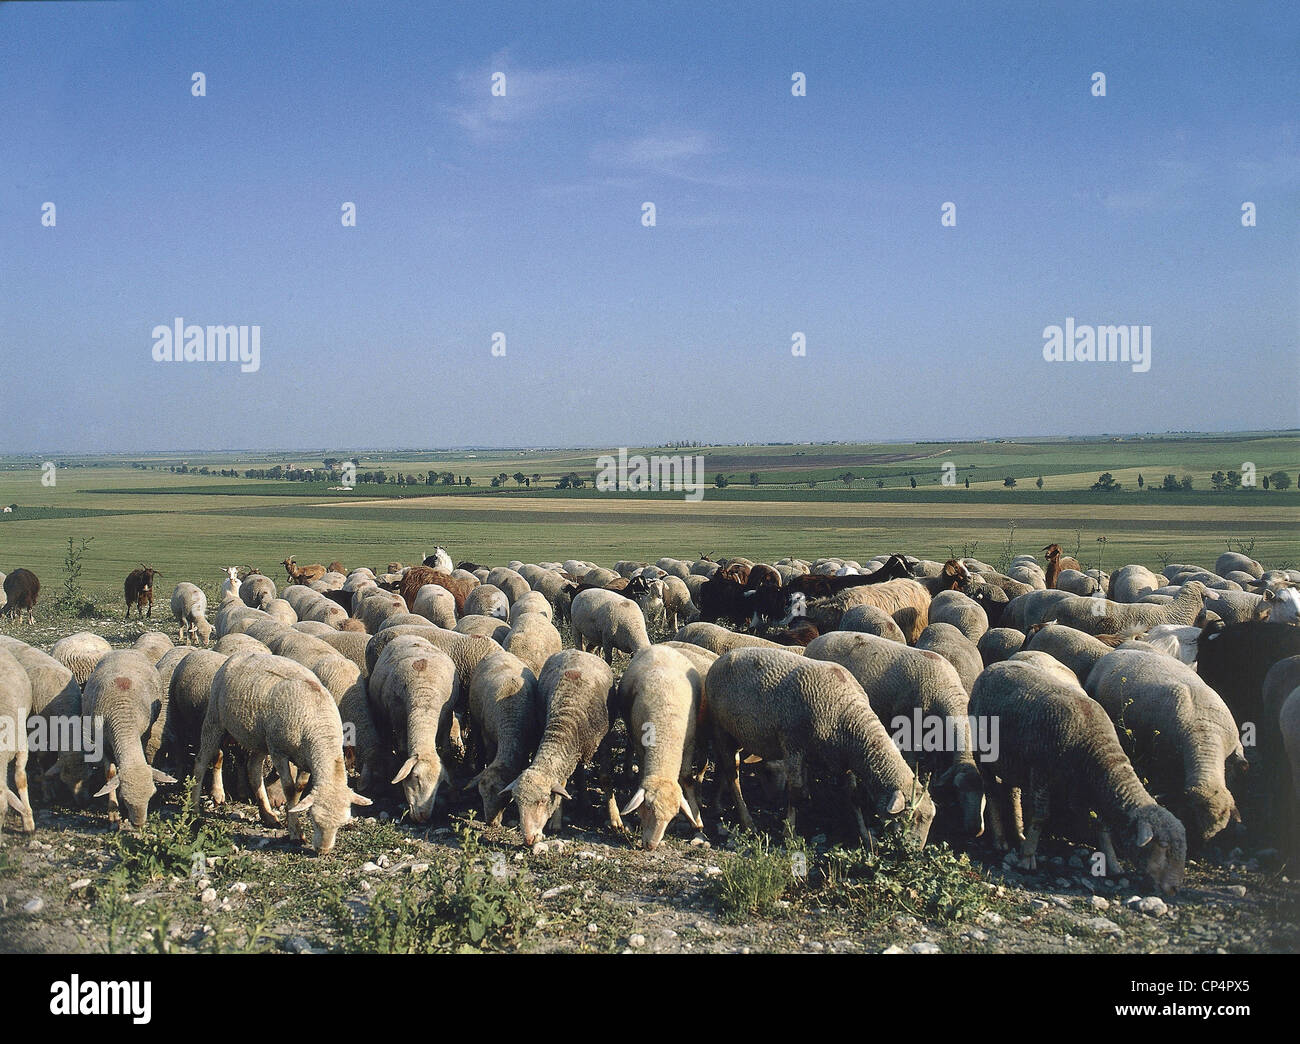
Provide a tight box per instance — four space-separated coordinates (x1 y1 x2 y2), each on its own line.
803 631 984 836
503 614 564 676
170 583 212 646
1055 569 1101 596
50 632 112 687
364 624 496 693
238 572 276 610
508 590 553 625
503 649 619 844
571 588 651 664
1201 589 1267 625
1085 649 1244 843
369 636 458 823
1002 588 1074 631
1025 623 1117 685
82 651 177 828
617 646 707 849
969 658 1186 895
454 615 511 644
485 567 530 605
294 620 336 636
0 647 36 836
410 583 458 629
799 579 931 643
928 589 989 642
463 650 543 825
1041 582 1207 636
1216 552 1263 580
265 596 301 626
672 621 800 656
354 590 407 633
915 623 983 694
2 568 40 624
704 648 935 845
837 603 907 643
160 649 228 771
0 640 82 800
132 632 174 666
1109 564 1164 603
316 631 370 675
193 653 371 853
463 584 509 620
977 627 1025 666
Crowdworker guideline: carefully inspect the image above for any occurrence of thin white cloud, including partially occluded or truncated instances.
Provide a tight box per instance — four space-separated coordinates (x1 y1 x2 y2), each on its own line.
444 51 604 141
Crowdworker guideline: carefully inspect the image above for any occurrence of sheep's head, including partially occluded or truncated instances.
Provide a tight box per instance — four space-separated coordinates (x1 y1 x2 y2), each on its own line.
1182 783 1239 844
858 778 936 848
504 766 567 845
937 761 986 838
97 764 176 830
194 617 213 647
288 766 372 855
472 764 515 826
392 752 444 824
621 776 699 851
1129 805 1186 896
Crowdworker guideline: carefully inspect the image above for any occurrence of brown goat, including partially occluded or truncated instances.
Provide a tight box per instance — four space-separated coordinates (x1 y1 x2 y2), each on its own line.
1042 543 1082 589
327 560 346 575
282 556 326 586
2 568 40 624
744 563 783 590
717 562 751 584
124 565 160 619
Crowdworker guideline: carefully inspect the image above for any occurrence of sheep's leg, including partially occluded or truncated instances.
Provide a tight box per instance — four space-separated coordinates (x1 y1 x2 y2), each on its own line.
983 782 1012 851
721 746 754 832
104 763 120 826
13 734 35 834
209 749 226 804
783 751 804 836
276 756 304 837
602 639 613 665
1019 776 1049 871
1097 825 1122 875
192 727 220 808
249 754 280 828
597 738 623 832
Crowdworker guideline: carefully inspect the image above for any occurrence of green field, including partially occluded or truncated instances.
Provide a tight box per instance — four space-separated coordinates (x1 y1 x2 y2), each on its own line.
1 432 1297 610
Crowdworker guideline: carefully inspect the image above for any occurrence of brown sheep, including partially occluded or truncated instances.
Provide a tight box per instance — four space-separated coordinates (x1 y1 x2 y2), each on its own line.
124 565 161 619
398 566 474 615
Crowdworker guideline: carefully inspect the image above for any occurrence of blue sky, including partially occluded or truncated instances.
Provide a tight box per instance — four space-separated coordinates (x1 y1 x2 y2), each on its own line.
1 1 1297 452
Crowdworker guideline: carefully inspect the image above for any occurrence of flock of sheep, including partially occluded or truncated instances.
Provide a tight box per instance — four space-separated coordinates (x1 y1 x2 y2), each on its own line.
1 543 1299 904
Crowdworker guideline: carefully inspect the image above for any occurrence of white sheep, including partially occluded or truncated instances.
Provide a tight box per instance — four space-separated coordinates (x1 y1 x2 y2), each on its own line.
50 632 112 687
369 635 458 823
503 613 564 676
571 588 651 664
193 652 371 853
238 572 277 610
463 650 543 825
170 582 213 646
0 647 36 836
82 650 177 828
617 646 706 849
463 584 510 620
413 583 458 628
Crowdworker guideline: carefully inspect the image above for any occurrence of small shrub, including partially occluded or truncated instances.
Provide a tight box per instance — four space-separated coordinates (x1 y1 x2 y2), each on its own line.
712 829 802 921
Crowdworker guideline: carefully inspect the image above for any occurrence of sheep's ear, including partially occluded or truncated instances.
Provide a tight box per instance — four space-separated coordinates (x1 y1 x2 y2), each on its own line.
3 787 23 813
679 793 700 826
1229 803 1242 824
551 784 571 800
500 775 521 795
152 769 178 785
349 791 372 807
44 762 64 779
620 788 645 816
94 776 121 798
462 771 485 792
391 756 418 784
879 789 907 815
289 794 315 814
742 754 763 764
1135 820 1154 847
